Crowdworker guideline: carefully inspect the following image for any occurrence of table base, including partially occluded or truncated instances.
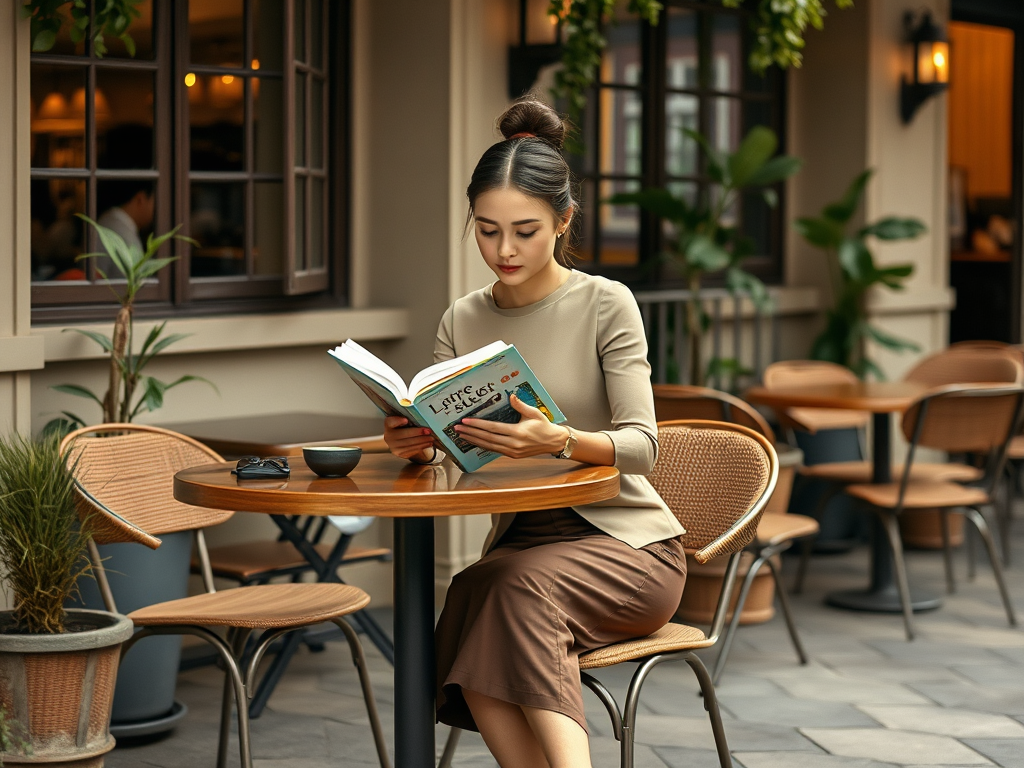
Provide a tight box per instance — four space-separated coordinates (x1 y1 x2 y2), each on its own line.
826 585 943 613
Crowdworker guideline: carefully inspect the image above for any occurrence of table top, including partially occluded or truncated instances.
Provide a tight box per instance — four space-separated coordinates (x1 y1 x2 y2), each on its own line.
174 453 620 517
158 412 387 457
745 381 930 413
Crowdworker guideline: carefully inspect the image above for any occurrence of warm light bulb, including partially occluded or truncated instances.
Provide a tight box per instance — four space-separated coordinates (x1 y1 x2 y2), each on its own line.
221 75 235 84
933 51 945 68
184 72 196 87
251 58 260 70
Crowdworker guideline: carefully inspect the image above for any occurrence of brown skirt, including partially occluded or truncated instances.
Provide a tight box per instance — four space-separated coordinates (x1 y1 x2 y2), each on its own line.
435 507 687 733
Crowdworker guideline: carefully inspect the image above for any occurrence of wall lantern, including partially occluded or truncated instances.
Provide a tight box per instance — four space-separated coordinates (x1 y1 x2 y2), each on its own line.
900 10 950 124
508 0 564 99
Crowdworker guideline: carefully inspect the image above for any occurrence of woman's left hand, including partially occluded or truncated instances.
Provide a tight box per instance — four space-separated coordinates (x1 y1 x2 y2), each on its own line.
453 394 567 459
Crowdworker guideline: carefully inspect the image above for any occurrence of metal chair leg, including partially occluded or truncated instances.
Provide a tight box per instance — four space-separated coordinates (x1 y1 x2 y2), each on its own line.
334 618 393 768
217 628 252 768
437 728 462 768
249 629 306 718
765 555 808 665
684 653 733 768
713 552 766 685
879 511 915 641
793 537 813 595
967 523 978 581
940 509 956 595
964 507 1018 627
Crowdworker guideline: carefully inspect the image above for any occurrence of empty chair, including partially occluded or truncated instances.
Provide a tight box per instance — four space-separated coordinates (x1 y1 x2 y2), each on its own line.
62 424 390 768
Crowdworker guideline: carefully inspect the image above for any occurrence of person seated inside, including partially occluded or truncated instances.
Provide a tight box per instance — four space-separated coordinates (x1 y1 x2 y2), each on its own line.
97 179 155 254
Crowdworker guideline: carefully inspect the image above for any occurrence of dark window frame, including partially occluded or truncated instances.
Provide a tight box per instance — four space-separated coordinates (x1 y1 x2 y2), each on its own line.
572 0 787 290
30 0 350 325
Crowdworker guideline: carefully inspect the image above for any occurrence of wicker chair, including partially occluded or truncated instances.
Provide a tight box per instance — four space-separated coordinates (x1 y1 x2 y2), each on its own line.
61 424 390 768
843 385 1024 639
652 387 816 682
576 420 778 768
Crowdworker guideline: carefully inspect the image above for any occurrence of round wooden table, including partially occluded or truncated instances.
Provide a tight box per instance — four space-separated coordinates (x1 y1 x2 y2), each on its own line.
175 453 620 768
745 381 943 614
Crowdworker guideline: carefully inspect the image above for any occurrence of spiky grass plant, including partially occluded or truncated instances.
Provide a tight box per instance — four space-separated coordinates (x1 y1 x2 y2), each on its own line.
0 432 92 634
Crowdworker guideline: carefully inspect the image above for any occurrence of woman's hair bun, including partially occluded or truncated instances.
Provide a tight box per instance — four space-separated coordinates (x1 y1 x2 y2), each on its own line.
498 99 566 151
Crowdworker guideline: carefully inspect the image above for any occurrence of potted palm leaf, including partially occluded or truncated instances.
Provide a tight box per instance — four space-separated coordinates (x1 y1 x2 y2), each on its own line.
0 431 132 766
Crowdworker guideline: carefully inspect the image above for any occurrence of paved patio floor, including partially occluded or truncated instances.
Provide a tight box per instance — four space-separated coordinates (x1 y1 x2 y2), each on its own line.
108 511 1024 768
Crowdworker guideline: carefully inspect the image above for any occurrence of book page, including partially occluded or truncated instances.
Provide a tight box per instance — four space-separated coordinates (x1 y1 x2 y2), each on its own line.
329 340 410 400
408 340 509 400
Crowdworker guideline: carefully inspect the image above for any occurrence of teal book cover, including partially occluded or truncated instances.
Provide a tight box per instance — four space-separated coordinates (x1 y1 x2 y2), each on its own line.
329 340 565 473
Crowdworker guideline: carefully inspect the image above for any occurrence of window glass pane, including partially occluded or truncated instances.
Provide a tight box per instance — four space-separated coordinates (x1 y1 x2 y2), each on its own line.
97 178 155 248
190 0 244 67
254 0 285 71
662 181 698 240
30 64 87 169
711 13 742 92
253 77 284 173
254 182 284 274
740 188 772 257
294 0 306 62
310 0 324 69
47 6 87 56
31 178 87 282
666 8 698 89
665 93 699 176
294 72 306 166
598 88 641 175
708 96 740 154
190 182 245 277
310 178 324 268
294 179 306 268
190 74 244 171
601 4 640 86
107 0 155 59
599 179 640 266
310 78 323 169
743 98 774 135
97 70 155 169
573 179 596 265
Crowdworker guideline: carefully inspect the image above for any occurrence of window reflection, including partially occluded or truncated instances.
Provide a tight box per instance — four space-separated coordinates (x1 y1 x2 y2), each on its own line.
30 65 87 169
190 74 244 171
599 179 640 266
253 0 285 71
31 179 87 282
190 182 246 277
107 0 155 59
97 70 155 168
190 0 244 67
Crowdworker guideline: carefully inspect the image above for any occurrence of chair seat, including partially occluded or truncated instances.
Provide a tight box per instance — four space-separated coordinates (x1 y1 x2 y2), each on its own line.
800 461 982 484
198 541 392 581
787 406 870 433
579 623 712 670
128 583 370 629
754 514 819 547
845 481 991 510
1007 434 1024 460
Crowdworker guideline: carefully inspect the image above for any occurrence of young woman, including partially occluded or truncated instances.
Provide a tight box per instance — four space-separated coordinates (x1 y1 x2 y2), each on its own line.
383 100 687 768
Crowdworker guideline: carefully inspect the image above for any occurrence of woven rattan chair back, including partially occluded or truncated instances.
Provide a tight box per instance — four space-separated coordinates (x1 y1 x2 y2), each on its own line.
61 423 233 548
901 385 1024 455
650 420 777 564
903 347 1024 388
653 384 776 444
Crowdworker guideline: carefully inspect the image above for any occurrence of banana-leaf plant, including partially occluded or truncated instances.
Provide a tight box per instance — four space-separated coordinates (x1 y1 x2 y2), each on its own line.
795 169 926 379
609 125 801 385
44 217 215 434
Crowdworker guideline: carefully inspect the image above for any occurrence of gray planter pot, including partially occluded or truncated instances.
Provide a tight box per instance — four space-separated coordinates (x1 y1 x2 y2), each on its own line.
72 530 193 736
0 609 133 766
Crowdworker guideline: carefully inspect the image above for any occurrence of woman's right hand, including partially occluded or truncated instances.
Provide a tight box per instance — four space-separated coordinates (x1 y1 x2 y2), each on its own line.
384 416 435 461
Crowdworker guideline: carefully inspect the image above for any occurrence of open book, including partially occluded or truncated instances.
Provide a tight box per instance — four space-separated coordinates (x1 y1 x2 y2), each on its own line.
329 340 565 472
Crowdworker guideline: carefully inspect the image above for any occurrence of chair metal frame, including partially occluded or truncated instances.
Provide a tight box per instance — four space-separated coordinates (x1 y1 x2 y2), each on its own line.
65 424 392 768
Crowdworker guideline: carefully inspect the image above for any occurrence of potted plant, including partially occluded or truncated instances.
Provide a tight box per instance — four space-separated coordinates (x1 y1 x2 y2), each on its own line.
0 431 132 766
610 124 801 386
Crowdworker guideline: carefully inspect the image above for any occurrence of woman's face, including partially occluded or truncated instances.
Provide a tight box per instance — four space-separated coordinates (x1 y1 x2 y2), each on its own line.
473 187 567 290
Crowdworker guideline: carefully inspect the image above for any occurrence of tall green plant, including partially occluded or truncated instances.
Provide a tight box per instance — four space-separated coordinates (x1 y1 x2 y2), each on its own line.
610 125 800 385
0 432 91 635
795 170 925 379
46 218 214 434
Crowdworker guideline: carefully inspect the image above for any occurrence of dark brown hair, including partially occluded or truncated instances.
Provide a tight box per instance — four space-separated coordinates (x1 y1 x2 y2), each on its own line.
466 99 577 266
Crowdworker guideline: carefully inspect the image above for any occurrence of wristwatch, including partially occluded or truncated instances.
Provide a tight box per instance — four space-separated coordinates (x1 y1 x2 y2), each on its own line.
553 426 578 459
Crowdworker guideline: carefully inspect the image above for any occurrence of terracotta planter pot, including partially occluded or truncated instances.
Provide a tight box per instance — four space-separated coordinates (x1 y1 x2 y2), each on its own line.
900 508 965 549
0 609 133 767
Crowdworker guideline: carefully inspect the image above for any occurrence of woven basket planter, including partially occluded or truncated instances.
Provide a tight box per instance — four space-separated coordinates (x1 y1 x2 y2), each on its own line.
900 508 965 549
0 609 133 767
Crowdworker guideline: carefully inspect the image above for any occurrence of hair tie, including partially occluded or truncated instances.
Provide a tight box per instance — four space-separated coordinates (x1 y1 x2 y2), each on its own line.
509 132 535 140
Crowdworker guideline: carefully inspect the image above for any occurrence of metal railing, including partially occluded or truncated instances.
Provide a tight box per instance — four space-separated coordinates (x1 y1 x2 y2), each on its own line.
634 287 782 389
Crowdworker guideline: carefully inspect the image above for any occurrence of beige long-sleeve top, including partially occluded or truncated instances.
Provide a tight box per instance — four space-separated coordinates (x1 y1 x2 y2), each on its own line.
434 270 685 551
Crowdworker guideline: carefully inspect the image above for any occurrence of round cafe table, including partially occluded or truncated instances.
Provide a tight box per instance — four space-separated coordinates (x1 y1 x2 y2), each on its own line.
174 453 619 768
745 380 943 614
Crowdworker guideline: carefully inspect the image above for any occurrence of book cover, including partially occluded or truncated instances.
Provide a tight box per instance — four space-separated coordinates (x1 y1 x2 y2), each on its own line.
329 343 565 472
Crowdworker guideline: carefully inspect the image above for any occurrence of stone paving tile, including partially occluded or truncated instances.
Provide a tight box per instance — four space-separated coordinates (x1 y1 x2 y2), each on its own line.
734 752 898 768
952 664 1024 691
908 680 1024 717
590 737 669 768
720 695 878 728
961 738 1024 768
822 659 964 684
858 705 1024 738
652 745 722 768
867 639 1009 665
633 714 719 750
800 728 994 765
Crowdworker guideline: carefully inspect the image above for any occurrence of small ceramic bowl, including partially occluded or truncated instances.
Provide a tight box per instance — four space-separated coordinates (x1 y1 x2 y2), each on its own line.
302 446 362 478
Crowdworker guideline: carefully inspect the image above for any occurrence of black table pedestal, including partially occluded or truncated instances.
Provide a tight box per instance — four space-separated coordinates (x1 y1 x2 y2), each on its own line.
824 412 942 614
394 517 436 768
